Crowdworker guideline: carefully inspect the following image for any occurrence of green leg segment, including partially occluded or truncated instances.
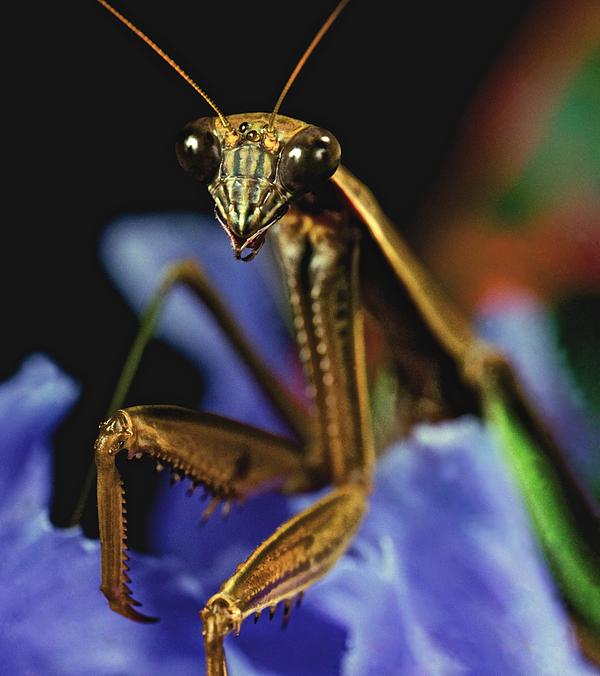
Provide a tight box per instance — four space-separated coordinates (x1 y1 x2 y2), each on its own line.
488 392 600 635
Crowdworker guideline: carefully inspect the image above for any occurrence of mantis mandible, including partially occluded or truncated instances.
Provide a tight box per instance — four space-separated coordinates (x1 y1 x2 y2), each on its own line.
91 1 600 673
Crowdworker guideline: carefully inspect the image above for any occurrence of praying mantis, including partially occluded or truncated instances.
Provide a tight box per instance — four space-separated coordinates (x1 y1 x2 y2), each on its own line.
90 1 600 673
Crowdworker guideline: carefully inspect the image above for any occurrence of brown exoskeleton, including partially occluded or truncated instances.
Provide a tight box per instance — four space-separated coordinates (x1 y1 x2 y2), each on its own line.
92 1 600 674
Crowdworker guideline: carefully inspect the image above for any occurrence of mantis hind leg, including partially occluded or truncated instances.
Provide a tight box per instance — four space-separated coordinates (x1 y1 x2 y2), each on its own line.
334 165 600 648
463 345 600 638
111 259 308 438
201 483 368 676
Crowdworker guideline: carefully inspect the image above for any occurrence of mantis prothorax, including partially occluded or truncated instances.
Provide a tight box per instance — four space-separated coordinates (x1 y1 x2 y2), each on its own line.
92 1 600 673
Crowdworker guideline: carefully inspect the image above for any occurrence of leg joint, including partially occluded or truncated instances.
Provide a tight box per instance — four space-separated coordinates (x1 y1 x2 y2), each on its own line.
201 593 243 641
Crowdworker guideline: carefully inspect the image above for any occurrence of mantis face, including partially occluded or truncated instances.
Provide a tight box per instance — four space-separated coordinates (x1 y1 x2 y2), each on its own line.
175 112 341 259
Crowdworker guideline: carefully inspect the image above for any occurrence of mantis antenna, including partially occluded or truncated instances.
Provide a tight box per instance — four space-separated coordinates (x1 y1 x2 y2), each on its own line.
95 0 232 132
267 0 351 133
72 1 235 526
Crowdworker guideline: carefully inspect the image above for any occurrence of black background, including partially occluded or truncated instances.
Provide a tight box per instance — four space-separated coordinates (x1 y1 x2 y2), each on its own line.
4 1 533 538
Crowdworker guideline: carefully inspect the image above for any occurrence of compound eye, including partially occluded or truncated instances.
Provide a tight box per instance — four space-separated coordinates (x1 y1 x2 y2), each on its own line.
279 126 341 193
175 117 221 183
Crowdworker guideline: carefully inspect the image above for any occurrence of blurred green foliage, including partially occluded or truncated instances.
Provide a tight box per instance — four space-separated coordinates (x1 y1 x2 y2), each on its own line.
495 46 600 226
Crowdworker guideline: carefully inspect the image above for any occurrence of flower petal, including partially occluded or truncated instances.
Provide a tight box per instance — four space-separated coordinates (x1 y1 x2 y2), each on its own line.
101 218 598 673
1 524 269 675
312 418 595 675
0 357 267 675
149 485 292 591
0 354 78 522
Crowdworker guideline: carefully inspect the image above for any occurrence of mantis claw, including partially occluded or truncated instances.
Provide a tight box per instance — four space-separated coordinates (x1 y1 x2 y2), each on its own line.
108 594 158 624
95 404 315 646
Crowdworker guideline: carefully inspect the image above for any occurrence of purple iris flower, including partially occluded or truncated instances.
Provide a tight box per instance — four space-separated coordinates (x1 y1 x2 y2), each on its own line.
101 214 598 674
0 355 265 675
1 213 597 674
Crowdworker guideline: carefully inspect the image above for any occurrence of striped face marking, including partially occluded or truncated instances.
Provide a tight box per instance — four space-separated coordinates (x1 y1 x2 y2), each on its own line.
211 125 288 246
175 113 341 260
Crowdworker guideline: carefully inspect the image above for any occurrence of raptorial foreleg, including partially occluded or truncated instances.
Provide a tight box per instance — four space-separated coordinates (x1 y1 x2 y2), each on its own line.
200 484 368 676
94 405 323 622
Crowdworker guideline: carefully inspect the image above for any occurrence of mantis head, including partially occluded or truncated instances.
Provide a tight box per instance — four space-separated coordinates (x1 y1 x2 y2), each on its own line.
95 0 348 261
175 113 341 260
